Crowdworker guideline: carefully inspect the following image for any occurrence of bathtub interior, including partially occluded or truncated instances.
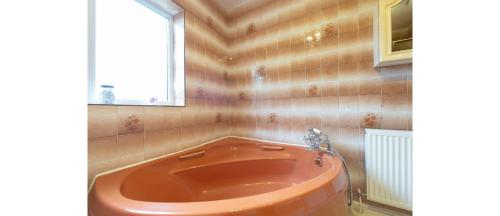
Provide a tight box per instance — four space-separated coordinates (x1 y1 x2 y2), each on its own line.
120 140 334 203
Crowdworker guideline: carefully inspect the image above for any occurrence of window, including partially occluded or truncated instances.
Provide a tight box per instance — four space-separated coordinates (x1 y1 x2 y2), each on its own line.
88 0 185 106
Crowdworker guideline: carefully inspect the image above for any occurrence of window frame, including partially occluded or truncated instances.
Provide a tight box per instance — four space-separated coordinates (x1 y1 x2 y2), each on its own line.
87 0 179 106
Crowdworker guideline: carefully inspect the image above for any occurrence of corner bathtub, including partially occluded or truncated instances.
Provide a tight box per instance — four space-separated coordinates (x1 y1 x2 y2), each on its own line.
89 137 349 216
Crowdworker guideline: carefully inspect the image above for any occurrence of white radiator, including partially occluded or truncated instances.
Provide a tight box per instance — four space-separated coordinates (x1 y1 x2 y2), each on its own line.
365 129 412 211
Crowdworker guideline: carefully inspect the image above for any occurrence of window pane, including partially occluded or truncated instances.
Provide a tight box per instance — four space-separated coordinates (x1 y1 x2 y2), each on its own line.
95 0 168 102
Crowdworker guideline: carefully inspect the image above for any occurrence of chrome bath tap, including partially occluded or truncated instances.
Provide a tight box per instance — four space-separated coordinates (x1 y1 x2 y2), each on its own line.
304 128 353 206
304 128 335 156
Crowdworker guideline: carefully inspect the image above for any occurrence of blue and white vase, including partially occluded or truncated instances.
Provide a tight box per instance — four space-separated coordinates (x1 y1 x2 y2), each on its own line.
100 85 115 104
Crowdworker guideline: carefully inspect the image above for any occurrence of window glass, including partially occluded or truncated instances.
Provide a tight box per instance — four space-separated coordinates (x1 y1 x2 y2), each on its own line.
89 0 185 106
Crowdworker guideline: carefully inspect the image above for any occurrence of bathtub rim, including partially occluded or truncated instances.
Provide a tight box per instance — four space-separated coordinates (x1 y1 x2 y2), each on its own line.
88 136 313 192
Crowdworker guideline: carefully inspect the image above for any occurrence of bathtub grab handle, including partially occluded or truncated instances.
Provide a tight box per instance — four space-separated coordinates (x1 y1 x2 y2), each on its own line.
260 145 285 151
178 150 205 160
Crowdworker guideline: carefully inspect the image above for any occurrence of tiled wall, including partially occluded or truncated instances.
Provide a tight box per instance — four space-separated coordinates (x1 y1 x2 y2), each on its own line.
88 0 413 202
88 0 233 186
226 0 412 197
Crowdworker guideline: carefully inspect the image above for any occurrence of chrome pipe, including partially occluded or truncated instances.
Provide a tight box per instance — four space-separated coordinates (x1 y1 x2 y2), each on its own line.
304 128 353 206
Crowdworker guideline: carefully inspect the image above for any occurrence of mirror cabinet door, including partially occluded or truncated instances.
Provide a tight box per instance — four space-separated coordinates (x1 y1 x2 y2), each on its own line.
391 0 412 52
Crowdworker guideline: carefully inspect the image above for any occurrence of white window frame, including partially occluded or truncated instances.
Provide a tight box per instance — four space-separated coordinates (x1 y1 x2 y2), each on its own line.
87 0 178 106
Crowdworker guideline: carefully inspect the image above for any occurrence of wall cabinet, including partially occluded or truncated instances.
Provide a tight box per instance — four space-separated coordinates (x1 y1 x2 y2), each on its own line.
374 0 412 67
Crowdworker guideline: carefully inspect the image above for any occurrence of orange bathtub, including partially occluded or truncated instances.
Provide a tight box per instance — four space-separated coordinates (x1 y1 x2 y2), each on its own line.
88 137 349 216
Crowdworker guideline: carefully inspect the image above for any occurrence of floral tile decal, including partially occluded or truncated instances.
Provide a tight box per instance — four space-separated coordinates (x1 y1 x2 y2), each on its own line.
324 22 337 38
268 112 277 123
238 91 245 100
124 115 140 132
247 23 256 35
253 65 266 80
308 84 319 96
364 113 377 127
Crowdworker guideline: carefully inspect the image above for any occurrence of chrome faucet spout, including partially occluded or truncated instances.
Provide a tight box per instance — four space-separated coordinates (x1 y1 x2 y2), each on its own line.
304 128 335 156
